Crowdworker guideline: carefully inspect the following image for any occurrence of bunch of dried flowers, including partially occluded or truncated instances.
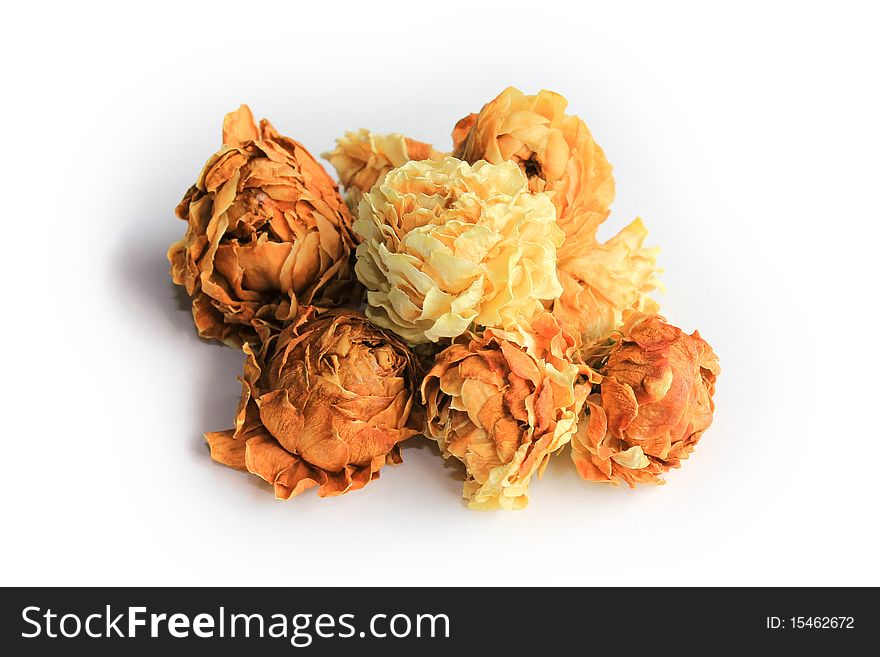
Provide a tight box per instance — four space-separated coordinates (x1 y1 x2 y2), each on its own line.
169 89 719 510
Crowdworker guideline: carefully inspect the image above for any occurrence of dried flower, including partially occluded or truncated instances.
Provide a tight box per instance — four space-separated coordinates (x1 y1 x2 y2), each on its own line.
452 86 614 258
422 313 587 509
168 105 356 347
552 218 662 342
205 307 420 498
354 157 563 345
571 313 720 486
323 129 445 210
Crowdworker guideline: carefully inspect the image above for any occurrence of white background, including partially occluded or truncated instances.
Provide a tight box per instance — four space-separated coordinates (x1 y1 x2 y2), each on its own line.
2 1 877 587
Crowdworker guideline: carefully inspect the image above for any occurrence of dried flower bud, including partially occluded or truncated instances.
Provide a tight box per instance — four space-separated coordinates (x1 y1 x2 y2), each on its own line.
422 314 587 509
552 218 662 342
168 105 357 346
323 129 445 210
571 314 720 486
354 157 563 345
205 308 420 499
452 86 614 258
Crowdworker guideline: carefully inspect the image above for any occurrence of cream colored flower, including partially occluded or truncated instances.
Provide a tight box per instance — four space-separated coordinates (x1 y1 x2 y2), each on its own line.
353 157 563 345
323 129 445 210
453 86 614 259
552 218 662 342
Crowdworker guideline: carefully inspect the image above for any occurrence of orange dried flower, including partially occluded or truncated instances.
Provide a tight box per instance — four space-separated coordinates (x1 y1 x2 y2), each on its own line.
205 308 421 499
422 313 587 509
571 313 720 486
168 105 356 347
452 86 615 258
552 218 662 342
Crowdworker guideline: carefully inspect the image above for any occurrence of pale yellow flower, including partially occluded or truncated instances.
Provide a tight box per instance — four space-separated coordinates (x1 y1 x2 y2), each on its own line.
353 157 563 344
552 218 662 342
323 129 444 210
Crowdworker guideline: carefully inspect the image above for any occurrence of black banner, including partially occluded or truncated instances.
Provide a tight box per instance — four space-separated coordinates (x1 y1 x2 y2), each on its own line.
0 587 872 653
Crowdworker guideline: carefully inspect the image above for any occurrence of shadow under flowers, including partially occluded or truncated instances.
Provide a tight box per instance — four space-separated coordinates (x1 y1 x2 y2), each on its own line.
113 221 246 461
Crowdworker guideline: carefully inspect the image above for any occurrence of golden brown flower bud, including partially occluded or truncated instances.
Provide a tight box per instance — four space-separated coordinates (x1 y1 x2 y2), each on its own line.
552 218 662 342
168 105 357 347
452 87 615 259
571 313 720 486
422 313 587 509
205 308 421 499
323 129 445 210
